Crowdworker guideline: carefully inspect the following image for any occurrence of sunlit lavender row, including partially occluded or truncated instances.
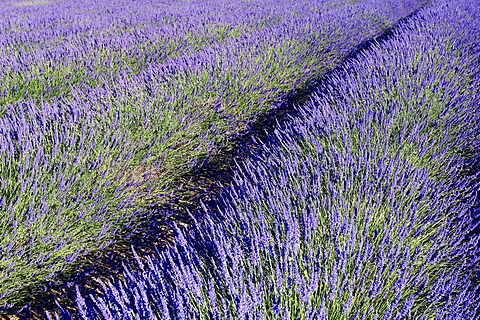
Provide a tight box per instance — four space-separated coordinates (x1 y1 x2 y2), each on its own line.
0 0 424 107
65 0 480 318
0 0 428 311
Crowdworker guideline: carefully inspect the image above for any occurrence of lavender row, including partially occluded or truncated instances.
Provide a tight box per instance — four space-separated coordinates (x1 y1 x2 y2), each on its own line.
0 0 423 106
68 0 480 318
0 0 428 311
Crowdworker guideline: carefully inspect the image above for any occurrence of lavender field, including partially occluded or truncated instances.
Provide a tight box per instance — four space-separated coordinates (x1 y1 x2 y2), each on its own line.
57 0 480 318
1 0 479 318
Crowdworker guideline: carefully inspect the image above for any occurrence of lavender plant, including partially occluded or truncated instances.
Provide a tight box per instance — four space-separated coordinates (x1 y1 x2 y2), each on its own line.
69 0 480 318
0 0 429 311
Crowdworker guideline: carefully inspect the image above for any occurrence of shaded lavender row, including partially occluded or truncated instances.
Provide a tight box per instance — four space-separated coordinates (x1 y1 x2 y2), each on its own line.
0 0 428 311
66 0 480 318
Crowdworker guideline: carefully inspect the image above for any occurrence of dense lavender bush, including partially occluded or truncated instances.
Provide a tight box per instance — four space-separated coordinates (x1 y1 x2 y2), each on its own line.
0 0 428 311
68 0 480 318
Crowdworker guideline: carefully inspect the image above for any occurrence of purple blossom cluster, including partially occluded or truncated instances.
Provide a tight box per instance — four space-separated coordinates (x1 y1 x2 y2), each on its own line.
66 0 480 318
0 0 429 312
